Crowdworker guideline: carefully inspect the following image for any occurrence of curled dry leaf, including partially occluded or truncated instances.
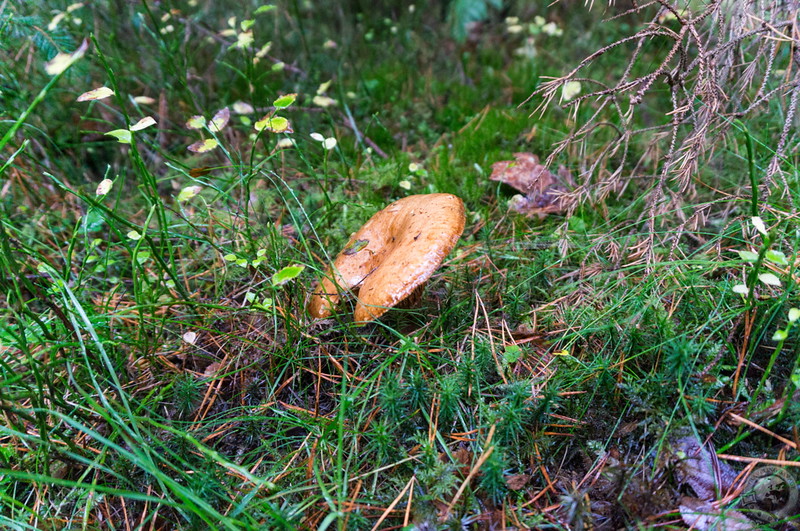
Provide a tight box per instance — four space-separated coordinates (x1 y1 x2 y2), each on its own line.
669 436 755 530
209 107 230 132
505 474 531 491
130 116 156 131
203 361 221 377
679 498 753 531
490 152 573 219
670 436 738 501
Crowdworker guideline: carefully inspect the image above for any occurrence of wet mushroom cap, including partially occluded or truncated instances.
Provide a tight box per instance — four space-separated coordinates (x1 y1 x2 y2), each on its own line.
308 193 466 323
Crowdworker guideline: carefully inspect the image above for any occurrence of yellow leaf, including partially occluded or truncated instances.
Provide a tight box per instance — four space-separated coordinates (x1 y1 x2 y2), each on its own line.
312 95 337 108
254 115 292 133
77 86 114 102
96 179 113 195
186 115 207 129
187 138 219 153
44 39 88 76
133 95 156 105
234 30 254 49
316 80 332 95
130 116 156 131
177 185 203 202
232 101 254 114
208 107 230 132
561 81 581 102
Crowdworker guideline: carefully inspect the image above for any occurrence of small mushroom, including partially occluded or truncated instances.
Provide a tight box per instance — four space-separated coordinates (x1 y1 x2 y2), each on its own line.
308 193 466 323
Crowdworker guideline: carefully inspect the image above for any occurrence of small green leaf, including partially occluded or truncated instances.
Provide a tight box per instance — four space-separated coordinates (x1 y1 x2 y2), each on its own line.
789 308 800 323
503 345 522 364
272 264 305 286
765 250 788 265
236 258 249 267
223 253 237 262
772 329 788 341
758 273 782 287
254 5 276 14
127 230 142 240
241 19 255 31
737 250 759 262
177 185 203 202
105 129 132 144
136 251 151 265
82 210 105 232
273 93 297 109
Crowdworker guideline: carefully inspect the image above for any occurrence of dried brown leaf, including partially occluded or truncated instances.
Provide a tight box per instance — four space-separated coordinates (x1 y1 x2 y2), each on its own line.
679 498 754 531
489 152 571 218
506 474 531 491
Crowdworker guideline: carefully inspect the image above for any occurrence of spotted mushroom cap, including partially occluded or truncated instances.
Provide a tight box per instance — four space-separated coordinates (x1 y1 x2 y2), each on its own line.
308 193 466 323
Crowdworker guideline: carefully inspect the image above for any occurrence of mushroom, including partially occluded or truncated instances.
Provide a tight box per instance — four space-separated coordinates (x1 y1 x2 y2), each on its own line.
308 193 466 323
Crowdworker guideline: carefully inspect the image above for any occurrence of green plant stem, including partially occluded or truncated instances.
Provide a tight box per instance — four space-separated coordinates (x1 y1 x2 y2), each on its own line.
745 230 775 309
734 119 759 217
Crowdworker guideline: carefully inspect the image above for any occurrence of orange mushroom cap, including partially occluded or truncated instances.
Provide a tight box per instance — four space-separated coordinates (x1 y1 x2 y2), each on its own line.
308 193 466 323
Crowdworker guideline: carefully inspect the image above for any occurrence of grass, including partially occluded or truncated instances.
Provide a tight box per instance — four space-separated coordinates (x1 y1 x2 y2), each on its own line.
2 1 800 529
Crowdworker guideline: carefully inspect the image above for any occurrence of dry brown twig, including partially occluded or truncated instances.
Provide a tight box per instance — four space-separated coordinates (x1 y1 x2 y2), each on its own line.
528 0 800 264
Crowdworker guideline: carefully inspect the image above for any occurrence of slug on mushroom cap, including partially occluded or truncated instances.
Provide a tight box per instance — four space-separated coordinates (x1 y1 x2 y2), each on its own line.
308 193 466 323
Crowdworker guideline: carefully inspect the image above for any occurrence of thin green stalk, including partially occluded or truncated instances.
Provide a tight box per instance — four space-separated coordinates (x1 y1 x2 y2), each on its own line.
0 70 68 154
734 119 759 217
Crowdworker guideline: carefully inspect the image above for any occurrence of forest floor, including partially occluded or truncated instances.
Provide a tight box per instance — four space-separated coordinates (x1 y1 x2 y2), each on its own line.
1 1 799 529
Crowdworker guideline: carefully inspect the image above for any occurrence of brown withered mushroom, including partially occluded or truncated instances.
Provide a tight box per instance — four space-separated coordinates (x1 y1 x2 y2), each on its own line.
308 193 465 323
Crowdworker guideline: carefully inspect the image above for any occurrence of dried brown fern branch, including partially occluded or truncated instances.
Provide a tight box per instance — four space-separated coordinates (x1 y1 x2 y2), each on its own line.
528 0 800 264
